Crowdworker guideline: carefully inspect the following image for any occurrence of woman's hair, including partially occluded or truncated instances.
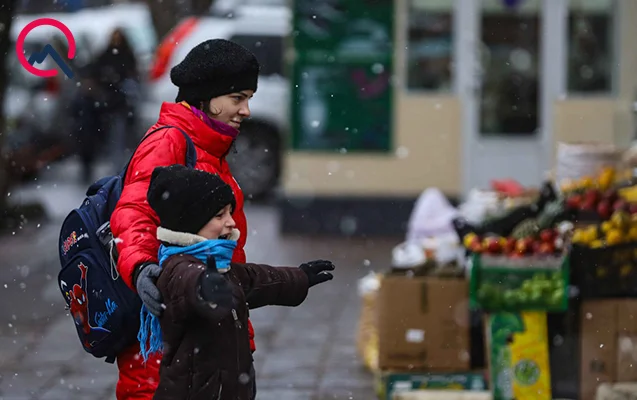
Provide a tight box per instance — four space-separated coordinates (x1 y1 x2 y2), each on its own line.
196 100 222 117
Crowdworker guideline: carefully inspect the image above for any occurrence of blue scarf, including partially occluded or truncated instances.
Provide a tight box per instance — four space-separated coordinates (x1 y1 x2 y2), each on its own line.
137 237 237 363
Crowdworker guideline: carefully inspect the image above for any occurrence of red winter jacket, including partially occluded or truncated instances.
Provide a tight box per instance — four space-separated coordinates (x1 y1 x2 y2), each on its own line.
110 102 255 351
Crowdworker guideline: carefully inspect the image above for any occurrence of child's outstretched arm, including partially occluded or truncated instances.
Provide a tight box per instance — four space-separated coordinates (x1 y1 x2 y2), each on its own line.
157 256 233 323
231 259 335 309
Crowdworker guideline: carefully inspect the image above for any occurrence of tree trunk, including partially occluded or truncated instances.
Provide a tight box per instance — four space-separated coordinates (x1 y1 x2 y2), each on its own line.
0 0 18 218
146 0 215 42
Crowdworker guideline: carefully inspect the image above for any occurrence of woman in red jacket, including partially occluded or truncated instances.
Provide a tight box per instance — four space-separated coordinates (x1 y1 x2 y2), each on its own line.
110 39 261 400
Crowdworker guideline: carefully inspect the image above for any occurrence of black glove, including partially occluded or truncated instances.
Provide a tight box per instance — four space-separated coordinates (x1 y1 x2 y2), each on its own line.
199 256 233 309
134 263 164 317
299 259 335 287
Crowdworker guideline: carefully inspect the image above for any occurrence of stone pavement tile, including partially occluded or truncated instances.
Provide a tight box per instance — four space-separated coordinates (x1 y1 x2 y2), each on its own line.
256 366 319 390
0 335 36 369
254 388 315 400
38 372 117 400
319 366 375 391
260 346 326 370
21 317 84 367
324 344 364 369
317 386 377 400
72 355 118 378
251 307 290 352
271 323 332 348
252 347 268 372
249 306 288 325
0 366 62 399
284 305 338 323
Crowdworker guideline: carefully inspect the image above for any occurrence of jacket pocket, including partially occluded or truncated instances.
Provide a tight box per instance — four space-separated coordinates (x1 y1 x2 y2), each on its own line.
190 370 223 400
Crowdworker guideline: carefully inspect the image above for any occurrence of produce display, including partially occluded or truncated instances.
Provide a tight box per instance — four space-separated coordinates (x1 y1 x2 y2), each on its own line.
561 166 637 224
470 254 567 312
561 180 637 248
571 210 637 248
559 166 616 194
461 180 571 312
462 221 571 258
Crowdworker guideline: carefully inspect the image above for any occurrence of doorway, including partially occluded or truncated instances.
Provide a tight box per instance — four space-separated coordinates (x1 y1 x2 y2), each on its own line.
456 0 567 194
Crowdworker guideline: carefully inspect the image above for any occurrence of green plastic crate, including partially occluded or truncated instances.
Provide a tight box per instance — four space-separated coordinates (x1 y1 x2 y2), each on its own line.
469 253 569 312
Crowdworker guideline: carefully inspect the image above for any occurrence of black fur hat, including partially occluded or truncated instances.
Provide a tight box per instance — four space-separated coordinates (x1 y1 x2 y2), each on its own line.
170 39 260 105
147 165 236 235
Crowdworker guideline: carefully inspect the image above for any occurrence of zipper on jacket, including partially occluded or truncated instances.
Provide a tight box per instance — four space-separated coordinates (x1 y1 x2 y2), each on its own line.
187 354 194 400
233 307 242 398
232 309 242 329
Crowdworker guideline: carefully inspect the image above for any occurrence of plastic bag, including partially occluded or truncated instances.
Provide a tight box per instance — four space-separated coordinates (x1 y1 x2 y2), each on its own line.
391 241 426 269
406 188 459 242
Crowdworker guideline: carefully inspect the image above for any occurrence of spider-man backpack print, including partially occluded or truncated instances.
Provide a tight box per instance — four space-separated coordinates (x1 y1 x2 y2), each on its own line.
57 126 197 363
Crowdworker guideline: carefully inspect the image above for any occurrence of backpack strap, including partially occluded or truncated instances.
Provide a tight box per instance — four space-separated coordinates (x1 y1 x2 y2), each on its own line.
120 125 198 178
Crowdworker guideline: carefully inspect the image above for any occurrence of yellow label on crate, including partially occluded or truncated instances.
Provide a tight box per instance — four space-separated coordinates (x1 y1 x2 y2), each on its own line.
487 311 552 400
508 312 551 400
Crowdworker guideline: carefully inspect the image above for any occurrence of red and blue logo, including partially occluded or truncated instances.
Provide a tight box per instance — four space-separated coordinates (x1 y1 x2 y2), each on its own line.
16 18 76 79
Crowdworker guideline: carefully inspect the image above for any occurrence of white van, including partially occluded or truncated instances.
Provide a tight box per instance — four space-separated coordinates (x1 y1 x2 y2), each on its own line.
140 5 291 199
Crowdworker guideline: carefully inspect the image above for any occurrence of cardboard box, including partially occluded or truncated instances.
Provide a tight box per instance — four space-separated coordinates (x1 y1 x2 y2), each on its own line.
392 390 492 400
357 283 379 371
377 275 470 371
376 370 487 400
596 382 637 400
580 299 637 400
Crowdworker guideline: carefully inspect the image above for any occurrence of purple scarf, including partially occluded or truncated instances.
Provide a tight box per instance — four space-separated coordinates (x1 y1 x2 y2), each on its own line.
183 102 239 139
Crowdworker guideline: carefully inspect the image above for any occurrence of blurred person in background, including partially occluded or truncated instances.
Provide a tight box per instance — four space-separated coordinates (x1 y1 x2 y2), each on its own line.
71 65 101 183
91 27 140 170
110 39 263 400
50 34 84 171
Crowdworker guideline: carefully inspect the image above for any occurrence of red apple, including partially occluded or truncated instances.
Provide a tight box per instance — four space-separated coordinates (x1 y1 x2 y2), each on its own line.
597 199 612 219
537 242 555 255
483 237 502 254
539 229 556 243
503 237 517 254
467 236 481 251
516 237 534 255
603 189 619 204
584 189 600 207
580 198 597 211
566 194 583 210
629 203 637 215
470 241 483 253
614 199 629 213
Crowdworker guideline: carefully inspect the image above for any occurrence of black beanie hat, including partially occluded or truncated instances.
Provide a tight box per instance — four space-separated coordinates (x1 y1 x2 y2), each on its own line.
170 39 260 105
147 165 236 235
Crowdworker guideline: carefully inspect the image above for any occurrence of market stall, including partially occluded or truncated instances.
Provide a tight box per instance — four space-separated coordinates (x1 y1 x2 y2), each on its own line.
357 142 637 400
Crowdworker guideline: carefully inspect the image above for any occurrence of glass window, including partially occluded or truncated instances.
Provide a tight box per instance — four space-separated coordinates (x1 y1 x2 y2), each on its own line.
229 34 285 77
406 0 453 92
479 0 541 135
567 0 616 94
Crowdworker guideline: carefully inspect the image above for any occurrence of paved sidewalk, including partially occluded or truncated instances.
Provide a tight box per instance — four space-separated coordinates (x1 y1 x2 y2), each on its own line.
0 159 398 399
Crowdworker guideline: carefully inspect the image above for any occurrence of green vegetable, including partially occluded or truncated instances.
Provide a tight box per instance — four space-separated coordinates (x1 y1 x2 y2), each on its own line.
476 269 565 311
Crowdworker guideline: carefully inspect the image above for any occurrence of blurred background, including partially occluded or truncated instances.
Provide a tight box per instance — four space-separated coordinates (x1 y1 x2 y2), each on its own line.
1 0 636 399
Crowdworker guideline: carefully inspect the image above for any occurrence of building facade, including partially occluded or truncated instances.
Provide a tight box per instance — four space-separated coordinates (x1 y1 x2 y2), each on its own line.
282 0 636 236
